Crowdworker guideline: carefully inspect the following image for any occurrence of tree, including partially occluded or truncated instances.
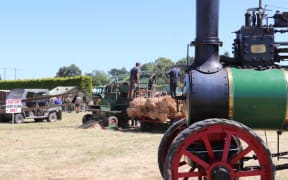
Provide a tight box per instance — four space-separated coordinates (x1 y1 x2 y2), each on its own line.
56 64 82 77
141 62 155 76
154 57 175 84
223 51 230 57
108 67 129 81
86 70 111 86
176 57 194 67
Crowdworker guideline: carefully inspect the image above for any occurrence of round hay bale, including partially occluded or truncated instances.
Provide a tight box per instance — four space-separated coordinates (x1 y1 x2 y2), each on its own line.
127 108 136 118
158 113 168 123
146 110 159 120
144 98 157 111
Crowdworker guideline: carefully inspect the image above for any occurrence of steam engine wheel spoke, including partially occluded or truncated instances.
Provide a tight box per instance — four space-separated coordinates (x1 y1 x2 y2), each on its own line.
222 132 232 162
202 135 216 162
229 146 253 164
183 150 210 169
178 171 201 179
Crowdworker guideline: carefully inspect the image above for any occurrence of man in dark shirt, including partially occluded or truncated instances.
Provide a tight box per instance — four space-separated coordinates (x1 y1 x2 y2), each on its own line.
128 62 141 99
166 66 180 98
148 74 156 97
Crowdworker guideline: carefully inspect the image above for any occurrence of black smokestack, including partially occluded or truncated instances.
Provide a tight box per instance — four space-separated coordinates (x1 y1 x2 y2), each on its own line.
192 0 222 73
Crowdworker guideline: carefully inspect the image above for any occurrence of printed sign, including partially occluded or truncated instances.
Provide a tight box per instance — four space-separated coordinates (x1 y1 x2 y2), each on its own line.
6 99 22 113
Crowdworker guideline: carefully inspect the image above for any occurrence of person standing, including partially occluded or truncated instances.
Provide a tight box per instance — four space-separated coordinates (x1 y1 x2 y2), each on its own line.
166 66 180 98
75 95 82 113
128 62 141 100
54 96 62 106
148 74 156 97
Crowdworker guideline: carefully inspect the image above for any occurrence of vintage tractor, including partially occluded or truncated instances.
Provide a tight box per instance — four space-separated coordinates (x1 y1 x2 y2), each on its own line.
82 79 131 128
158 0 288 179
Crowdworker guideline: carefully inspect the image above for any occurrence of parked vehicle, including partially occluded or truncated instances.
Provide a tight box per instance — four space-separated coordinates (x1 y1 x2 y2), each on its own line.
0 90 10 122
2 89 62 123
82 80 130 128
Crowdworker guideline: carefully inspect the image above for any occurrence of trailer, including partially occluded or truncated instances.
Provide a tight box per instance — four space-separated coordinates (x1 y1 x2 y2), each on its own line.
139 114 185 131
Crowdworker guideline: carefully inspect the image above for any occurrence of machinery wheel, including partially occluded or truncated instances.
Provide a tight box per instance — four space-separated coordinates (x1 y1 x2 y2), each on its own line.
117 118 129 129
13 114 24 123
47 112 57 122
107 116 118 129
116 113 129 129
82 114 93 124
158 119 187 178
164 118 275 180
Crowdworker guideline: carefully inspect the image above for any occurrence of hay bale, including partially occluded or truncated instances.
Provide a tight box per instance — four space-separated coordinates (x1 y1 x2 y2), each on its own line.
129 97 145 108
146 110 159 120
127 108 136 118
158 113 168 123
127 96 184 122
144 98 157 111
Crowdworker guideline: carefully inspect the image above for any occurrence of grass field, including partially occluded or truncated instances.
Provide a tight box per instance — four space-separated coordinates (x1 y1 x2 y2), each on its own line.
0 112 287 180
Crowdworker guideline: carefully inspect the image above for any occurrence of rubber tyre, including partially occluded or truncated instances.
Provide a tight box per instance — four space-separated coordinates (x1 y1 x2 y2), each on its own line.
158 119 187 178
82 114 93 124
47 112 57 122
14 114 24 123
107 116 118 129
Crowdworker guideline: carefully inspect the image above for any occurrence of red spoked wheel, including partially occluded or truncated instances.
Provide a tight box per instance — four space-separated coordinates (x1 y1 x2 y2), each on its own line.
164 118 275 180
158 119 187 177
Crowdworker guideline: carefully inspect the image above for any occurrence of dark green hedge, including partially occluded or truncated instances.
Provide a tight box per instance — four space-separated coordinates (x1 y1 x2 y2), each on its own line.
0 76 92 93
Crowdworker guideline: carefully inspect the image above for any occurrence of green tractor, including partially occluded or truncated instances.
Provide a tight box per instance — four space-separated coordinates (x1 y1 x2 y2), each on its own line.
82 79 131 129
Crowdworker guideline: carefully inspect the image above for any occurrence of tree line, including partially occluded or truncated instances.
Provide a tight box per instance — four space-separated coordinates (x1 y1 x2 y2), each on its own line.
56 57 194 86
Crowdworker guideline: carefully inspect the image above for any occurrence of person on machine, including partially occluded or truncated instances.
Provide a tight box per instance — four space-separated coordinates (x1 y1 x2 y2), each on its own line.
166 66 180 98
127 62 141 100
148 74 156 97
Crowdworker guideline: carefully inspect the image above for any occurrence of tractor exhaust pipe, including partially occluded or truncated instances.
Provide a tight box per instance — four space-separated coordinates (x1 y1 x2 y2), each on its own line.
191 0 222 73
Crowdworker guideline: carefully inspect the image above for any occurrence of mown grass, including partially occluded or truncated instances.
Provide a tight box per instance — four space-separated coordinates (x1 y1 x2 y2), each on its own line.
0 112 287 180
0 112 163 180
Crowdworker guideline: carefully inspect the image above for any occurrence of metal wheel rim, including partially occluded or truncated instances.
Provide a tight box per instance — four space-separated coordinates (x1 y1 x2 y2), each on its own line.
168 120 274 180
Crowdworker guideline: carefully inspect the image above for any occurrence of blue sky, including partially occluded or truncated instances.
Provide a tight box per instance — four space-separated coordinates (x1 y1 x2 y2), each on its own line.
0 0 287 80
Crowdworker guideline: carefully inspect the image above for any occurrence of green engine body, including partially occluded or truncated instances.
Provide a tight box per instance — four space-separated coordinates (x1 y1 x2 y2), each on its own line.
228 67 288 129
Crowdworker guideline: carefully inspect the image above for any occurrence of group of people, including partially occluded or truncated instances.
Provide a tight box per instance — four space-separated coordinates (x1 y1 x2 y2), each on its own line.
127 62 181 100
50 95 83 113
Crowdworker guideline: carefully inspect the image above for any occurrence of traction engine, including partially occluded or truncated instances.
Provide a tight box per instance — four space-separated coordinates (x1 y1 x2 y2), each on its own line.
158 0 288 179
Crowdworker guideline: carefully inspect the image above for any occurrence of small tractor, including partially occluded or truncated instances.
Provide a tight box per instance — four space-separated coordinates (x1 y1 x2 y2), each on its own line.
82 80 131 129
158 0 288 179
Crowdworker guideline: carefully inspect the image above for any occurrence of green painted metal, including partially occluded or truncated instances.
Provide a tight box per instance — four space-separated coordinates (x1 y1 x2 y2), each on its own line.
230 68 287 129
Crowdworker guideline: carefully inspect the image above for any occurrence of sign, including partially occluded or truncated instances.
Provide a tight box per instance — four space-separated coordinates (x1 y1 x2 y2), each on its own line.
6 99 22 113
